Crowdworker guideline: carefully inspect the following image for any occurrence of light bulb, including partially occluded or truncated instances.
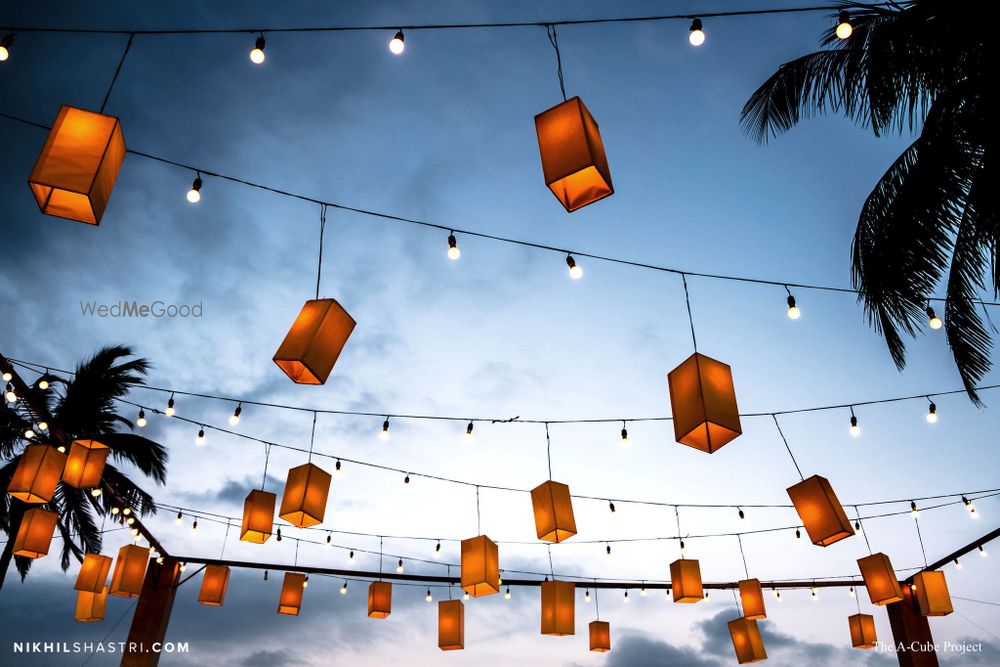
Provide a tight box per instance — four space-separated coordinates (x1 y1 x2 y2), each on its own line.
404 474 411 486
926 402 938 423
126 517 135 525
303 577 309 588
849 415 860 436
463 591 470 601
24 429 35 439
786 295 800 319
504 587 511 600
434 541 441 559
1 371 11 381
979 545 988 558
927 306 942 330
123 508 131 516
640 587 647 597
620 424 629 444
250 36 266 64
5 384 17 402
566 254 583 279
175 511 182 525
811 587 818 601
380 418 390 440
187 177 202 203
179 562 187 572
606 544 612 557
195 428 206 446
335 459 343 477
389 30 405 54
347 550 355 563
264 570 269 581
425 589 432 602
38 421 48 431
609 501 616 514
963 496 978 518
585 589 591 603
192 519 198 533
0 34 12 61
91 488 102 497
954 558 962 570
465 421 474 440
156 556 165 565
396 559 404 573
911 501 920 519
689 19 705 46
229 404 242 426
38 377 50 390
340 582 348 594
111 507 120 515
165 396 176 417
849 586 855 597
326 534 333 548
738 508 746 522
624 590 630 603
836 12 853 40
448 233 461 260
795 528 802 544
136 409 147 427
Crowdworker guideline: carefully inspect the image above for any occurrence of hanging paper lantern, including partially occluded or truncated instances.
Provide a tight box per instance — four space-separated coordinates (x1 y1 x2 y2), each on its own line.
28 105 126 225
109 544 150 598
911 571 953 616
739 578 766 620
848 613 877 649
667 353 741 453
12 507 58 558
278 572 307 615
786 475 854 546
240 489 276 543
438 599 464 651
589 620 611 653
540 580 575 636
531 480 577 543
197 565 231 606
857 553 903 605
7 443 67 503
61 439 109 489
368 581 393 619
728 617 768 664
670 559 704 603
273 299 356 385
74 553 113 593
278 463 332 528
75 586 108 622
534 97 614 212
461 535 500 597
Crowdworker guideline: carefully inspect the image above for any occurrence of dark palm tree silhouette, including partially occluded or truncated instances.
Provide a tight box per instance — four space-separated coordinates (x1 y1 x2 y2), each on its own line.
0 346 167 590
741 1 993 402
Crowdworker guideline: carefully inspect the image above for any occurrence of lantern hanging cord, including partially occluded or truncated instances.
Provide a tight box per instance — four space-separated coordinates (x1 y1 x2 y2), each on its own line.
675 506 684 542
681 273 698 352
447 565 452 599
547 544 555 578
220 519 231 558
914 516 928 568
545 422 553 479
854 506 873 555
99 32 134 114
771 414 804 480
731 587 741 615
294 539 299 568
737 534 749 579
594 580 601 619
545 24 567 102
308 410 317 463
316 204 327 300
476 485 481 535
261 443 271 490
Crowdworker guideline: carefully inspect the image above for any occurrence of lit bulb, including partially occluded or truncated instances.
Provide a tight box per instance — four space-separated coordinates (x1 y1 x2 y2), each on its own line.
425 589 433 602
303 577 309 588
447 233 461 260
954 558 962 570
786 295 800 319
689 19 705 46
191 519 198 533
927 306 942 330
849 586 855 597
963 496 978 518
389 30 405 54
340 582 348 594
156 556 164 565
836 12 853 40
396 559 404 573
566 254 583 279
434 541 442 559
91 488 102 497
504 587 511 600
1 371 11 381
5 384 17 402
347 550 355 563
911 501 920 519
127 517 136 525
335 460 343 477
165 396 176 417
175 511 182 525
849 415 860 437
111 507 120 515
38 421 48 431
979 545 988 558
380 418 390 440
811 587 818 600
585 590 591 603
249 36 266 64
640 587 647 597
57 445 66 453
38 378 50 390
926 402 938 423
123 508 132 516
186 177 202 203
24 429 35 439
0 34 12 61
230 404 242 426
623 591 630 603
179 562 187 572
195 428 206 446
620 424 629 445
465 421 474 440
136 409 147 428
463 591 470 601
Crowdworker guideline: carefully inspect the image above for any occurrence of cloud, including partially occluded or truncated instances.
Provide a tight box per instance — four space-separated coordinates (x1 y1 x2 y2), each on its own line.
242 649 307 667
605 633 724 667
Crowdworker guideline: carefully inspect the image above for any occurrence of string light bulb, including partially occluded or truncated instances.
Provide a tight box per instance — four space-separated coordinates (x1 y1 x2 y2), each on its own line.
126 516 135 526
404 473 411 485
175 511 182 525
195 427 206 446
389 30 405 54
24 428 35 439
347 550 355 563
179 562 187 572
5 383 17 402
37 375 50 390
786 294 800 319
689 19 705 46
434 541 442 559
340 581 348 594
463 591 470 601
849 586 855 597
303 576 309 588
91 488 102 497
566 254 583 279
1 370 11 382
123 508 132 516
111 507 120 516
585 589 591 603
835 11 853 40
326 533 333 547
811 587 818 601
926 400 938 423
425 589 433 602
335 459 342 476
264 570 269 581
640 586 647 597
249 35 266 64
276 528 282 541
795 528 802 544
609 500 616 514
0 33 12 61
620 422 629 445
927 306 942 330
447 233 461 260
849 411 860 437
962 496 978 518
979 545 988 558
738 508 746 522
465 421 474 440
606 543 612 557
505 587 511 599
191 519 198 533
396 558 404 573
165 394 176 417
57 445 66 453
623 590 630 603
37 421 48 431
380 417 390 440
186 176 202 203
954 558 962 570
229 404 242 426
136 409 147 428
910 501 919 519
775 589 782 602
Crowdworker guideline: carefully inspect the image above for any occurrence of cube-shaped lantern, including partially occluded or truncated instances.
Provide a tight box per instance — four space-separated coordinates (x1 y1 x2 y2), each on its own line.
858 553 903 605
75 586 108 622
241 489 276 543
438 599 464 651
279 463 332 528
540 580 575 636
739 578 767 620
670 559 704 603
278 572 306 615
368 581 392 619
273 299 356 385
728 617 767 663
667 353 741 453
848 613 877 649
912 571 953 616
198 565 231 606
62 439 109 489
534 97 613 212
787 475 854 546
8 443 67 503
461 535 500 597
12 507 58 558
74 553 113 593
28 105 126 225
109 544 150 598
531 480 577 543
589 620 611 652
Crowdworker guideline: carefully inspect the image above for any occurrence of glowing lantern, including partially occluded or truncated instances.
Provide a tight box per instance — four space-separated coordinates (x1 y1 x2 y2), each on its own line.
240 489 276 543
531 480 577 543
438 599 464 650
74 553 113 593
534 96 613 212
8 443 67 503
62 439 109 489
28 105 126 225
786 475 854 546
273 299 356 385
857 553 903 605
848 613 877 649
911 571 953 616
12 507 58 558
667 353 741 453
279 463 332 528
198 565 231 606
728 617 767 663
540 580 575 636
368 581 393 619
670 559 704 603
109 544 150 598
461 535 500 597
589 620 611 652
75 586 108 622
278 572 306 615
739 578 766 620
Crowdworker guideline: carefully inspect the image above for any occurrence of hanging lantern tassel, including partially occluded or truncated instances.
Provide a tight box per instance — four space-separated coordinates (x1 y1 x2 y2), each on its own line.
540 580 575 636
12 507 58 558
534 96 613 212
368 581 393 619
667 353 742 453
531 480 577 543
197 565 231 606
857 553 904 605
74 553 113 593
75 586 108 622
7 443 67 503
109 544 150 598
911 571 953 616
240 489 277 543
461 535 500 597
278 573 307 615
62 439 110 489
728 617 768 664
848 613 877 649
589 620 611 653
438 599 465 651
273 299 356 385
670 558 704 603
786 475 855 546
738 578 766 620
279 463 332 528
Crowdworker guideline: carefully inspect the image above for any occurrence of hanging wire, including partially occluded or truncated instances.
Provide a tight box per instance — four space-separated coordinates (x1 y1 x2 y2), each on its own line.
594 579 601 620
737 534 750 579
220 519 231 558
476 485 482 535
547 544 555 578
544 25 567 101
308 410 317 463
771 414 804 480
914 517 929 567
680 273 698 352
99 32 135 113
316 204 327 299
545 423 553 479
260 443 271 490
732 587 742 614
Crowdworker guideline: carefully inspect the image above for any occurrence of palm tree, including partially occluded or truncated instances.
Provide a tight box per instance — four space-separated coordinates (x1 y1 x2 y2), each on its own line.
0 346 167 591
741 1 993 402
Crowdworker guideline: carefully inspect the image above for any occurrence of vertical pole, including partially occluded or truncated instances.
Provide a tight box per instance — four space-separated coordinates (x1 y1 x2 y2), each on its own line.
120 557 180 667
886 583 938 667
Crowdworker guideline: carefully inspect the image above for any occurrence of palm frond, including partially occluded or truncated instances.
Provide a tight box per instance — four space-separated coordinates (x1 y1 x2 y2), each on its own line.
55 345 150 437
101 464 157 517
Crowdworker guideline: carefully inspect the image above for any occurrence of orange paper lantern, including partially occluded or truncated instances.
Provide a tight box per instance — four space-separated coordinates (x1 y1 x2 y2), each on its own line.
28 105 126 225
667 353 741 453
279 463 332 528
240 489 276 543
540 580 575 636
912 571 953 616
534 97 613 212
12 507 58 558
739 578 767 620
75 586 108 622
670 559 704 603
858 553 904 605
8 443 67 503
787 475 855 546
74 553 113 593
461 535 500 597
109 544 150 598
438 599 465 651
531 480 577 543
848 613 877 649
278 572 306 615
62 439 109 489
273 299 356 385
728 617 768 663
589 620 611 652
198 565 231 606
368 581 392 619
